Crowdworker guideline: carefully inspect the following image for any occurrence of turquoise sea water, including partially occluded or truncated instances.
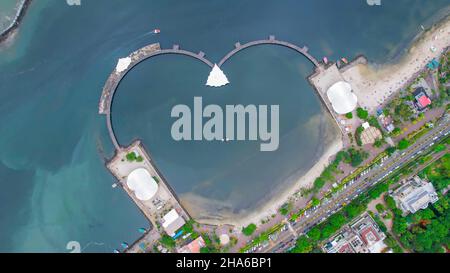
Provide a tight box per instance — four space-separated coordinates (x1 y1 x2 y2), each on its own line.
0 0 449 252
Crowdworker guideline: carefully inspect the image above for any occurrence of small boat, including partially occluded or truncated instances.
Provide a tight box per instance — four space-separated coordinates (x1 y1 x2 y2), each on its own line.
341 57 349 64
113 249 121 254
323 57 329 64
153 29 161 34
121 242 129 249
112 183 117 188
138 228 147 234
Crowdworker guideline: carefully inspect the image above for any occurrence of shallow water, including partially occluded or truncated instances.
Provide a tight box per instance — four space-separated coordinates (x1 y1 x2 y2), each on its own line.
0 0 448 252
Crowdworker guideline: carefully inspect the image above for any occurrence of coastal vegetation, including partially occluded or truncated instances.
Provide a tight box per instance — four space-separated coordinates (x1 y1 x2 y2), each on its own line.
159 234 176 249
242 223 257 236
397 139 410 150
356 107 369 120
126 152 144 162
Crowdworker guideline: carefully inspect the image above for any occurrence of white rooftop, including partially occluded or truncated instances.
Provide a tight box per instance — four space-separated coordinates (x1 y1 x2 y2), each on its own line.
116 57 132 73
206 64 229 87
162 209 186 236
162 209 180 228
326 81 358 114
126 168 158 201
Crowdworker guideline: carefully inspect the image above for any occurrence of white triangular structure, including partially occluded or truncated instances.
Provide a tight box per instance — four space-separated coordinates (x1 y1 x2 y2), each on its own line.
115 57 132 74
206 64 229 87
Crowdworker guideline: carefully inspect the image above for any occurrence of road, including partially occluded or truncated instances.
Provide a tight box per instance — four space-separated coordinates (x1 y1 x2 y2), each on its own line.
260 116 450 253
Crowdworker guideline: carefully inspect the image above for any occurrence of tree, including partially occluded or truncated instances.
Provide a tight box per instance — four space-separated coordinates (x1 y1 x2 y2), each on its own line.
395 102 414 120
311 197 320 207
385 195 397 210
290 236 313 253
356 107 369 120
376 204 386 213
307 227 321 242
242 224 257 236
160 234 176 248
313 177 326 192
368 183 389 199
392 216 408 235
345 203 365 219
398 139 410 150
386 146 397 156
345 112 353 119
126 152 137 161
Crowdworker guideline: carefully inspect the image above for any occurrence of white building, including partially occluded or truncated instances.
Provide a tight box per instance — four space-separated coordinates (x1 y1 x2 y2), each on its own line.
391 176 439 214
326 81 358 115
162 209 186 237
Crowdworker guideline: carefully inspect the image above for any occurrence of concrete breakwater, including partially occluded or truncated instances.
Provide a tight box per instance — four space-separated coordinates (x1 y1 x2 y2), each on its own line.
0 0 33 44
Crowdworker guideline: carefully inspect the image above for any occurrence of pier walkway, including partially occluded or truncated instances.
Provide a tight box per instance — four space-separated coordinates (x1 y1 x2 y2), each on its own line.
99 43 214 150
100 36 321 151
218 35 320 68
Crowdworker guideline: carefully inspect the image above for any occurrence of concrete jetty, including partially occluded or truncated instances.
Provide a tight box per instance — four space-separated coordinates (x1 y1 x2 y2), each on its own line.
98 37 356 252
107 140 191 252
218 35 320 68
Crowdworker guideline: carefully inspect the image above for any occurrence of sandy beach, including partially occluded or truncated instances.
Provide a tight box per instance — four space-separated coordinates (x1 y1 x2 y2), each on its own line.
228 137 343 227
341 16 450 112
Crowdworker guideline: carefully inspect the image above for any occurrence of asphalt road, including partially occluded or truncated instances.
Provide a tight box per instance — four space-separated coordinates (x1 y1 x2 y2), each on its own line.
261 116 450 253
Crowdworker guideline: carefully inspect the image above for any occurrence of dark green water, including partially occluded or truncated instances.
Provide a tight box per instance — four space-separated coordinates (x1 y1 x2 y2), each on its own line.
0 0 448 252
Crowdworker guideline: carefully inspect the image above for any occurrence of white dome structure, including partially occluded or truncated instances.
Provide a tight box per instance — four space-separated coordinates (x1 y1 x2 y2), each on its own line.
126 168 158 201
326 81 358 115
206 64 229 87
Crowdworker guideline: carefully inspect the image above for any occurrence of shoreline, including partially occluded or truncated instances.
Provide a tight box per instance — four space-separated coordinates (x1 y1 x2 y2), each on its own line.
341 15 450 112
184 120 343 228
0 0 33 44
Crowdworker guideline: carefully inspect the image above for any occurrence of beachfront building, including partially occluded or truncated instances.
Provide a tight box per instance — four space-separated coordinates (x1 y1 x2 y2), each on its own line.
326 81 358 115
323 213 387 253
126 168 159 201
413 87 432 111
161 209 186 237
177 237 206 253
391 176 439 215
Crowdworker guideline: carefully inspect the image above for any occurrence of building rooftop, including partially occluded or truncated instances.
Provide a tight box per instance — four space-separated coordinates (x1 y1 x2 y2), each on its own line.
126 168 158 201
178 237 206 253
391 176 438 214
323 213 387 253
413 87 432 109
326 81 358 115
162 209 186 237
